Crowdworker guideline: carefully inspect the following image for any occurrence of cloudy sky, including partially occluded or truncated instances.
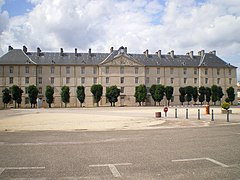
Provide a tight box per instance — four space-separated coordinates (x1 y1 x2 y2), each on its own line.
0 0 239 79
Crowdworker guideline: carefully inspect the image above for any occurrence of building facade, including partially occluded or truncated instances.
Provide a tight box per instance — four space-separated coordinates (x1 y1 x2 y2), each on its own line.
0 46 237 108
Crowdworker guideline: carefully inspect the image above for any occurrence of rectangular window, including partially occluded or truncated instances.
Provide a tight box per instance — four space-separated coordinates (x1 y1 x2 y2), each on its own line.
120 67 124 74
120 87 124 93
25 87 28 94
93 67 97 74
106 77 109 84
217 78 220 84
170 78 174 84
205 68 208 75
217 68 220 75
184 78 187 84
146 68 149 75
38 77 42 84
38 66 42 74
25 77 29 84
170 68 174 74
66 66 70 74
146 77 149 84
183 68 187 75
81 77 85 84
9 77 13 84
194 78 197 84
38 87 42 94
81 67 85 74
194 68 197 75
25 97 29 104
205 78 208 84
157 68 160 74
229 69 231 75
66 77 70 84
93 77 97 84
51 77 54 84
106 66 109 74
229 78 232 84
135 77 139 84
51 66 55 74
157 77 160 84
25 66 29 73
135 67 138 74
9 66 13 73
120 77 124 84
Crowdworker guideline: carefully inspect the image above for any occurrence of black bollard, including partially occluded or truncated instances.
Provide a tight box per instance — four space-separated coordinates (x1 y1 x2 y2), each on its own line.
211 109 214 121
227 110 230 122
175 108 177 118
198 109 200 120
186 109 188 119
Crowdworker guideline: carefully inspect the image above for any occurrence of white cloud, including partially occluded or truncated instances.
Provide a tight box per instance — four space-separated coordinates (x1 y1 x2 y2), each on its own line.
0 0 240 79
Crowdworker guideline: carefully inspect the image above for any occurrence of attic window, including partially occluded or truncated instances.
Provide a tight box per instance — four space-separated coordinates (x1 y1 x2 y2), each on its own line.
182 62 186 66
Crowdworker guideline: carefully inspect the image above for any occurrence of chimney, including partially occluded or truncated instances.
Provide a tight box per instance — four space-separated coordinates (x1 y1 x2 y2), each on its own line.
144 49 148 57
198 50 205 57
189 51 193 59
110 47 113 53
170 50 174 58
124 47 127 53
23 46 27 53
75 48 77 56
156 50 161 58
8 46 13 51
60 48 64 56
37 47 41 56
210 50 216 55
88 48 91 56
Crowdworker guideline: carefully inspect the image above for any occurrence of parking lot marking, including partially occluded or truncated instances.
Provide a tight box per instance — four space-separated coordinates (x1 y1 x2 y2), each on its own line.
172 158 229 168
0 168 4 175
89 163 132 178
0 167 45 175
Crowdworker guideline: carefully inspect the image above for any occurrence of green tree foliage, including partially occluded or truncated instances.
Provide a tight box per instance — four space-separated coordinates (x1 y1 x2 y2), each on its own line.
12 85 23 108
27 85 39 108
217 86 224 104
211 85 218 105
76 86 85 107
134 84 147 106
198 86 205 105
91 84 103 107
45 85 54 108
192 87 198 104
2 88 11 108
222 102 230 110
16 88 23 108
185 86 193 105
154 84 165 106
205 87 212 104
226 86 235 105
106 85 120 107
149 84 157 106
179 87 186 105
165 86 174 106
61 86 70 108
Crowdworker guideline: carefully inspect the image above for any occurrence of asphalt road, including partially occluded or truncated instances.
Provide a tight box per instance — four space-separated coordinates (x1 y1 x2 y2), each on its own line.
0 125 240 180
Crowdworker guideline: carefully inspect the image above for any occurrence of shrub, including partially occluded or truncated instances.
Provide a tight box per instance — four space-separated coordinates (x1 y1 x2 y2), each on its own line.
222 102 230 110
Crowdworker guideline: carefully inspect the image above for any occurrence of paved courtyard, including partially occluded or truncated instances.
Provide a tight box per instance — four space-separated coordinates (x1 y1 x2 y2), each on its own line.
0 106 240 131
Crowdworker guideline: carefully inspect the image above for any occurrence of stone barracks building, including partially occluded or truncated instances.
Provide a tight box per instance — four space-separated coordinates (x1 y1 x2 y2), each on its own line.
0 46 237 108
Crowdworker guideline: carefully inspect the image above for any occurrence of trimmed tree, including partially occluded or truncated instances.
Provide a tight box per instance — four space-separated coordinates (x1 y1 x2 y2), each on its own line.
226 86 235 105
28 85 39 108
192 87 198 104
205 87 212 104
134 84 147 106
165 86 174 106
76 86 85 107
185 86 193 105
211 85 218 105
2 88 11 108
154 84 165 106
106 85 120 107
179 87 186 105
61 86 70 108
217 86 224 105
45 85 54 108
12 85 20 108
149 84 157 106
198 86 205 105
91 84 103 107
16 88 23 108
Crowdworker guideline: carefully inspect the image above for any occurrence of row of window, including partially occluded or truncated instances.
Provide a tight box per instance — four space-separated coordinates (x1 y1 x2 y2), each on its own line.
8 77 233 85
7 66 233 76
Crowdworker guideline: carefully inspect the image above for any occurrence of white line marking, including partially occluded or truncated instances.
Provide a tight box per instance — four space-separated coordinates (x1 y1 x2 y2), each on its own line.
89 163 132 178
0 167 45 175
0 168 4 175
172 157 229 168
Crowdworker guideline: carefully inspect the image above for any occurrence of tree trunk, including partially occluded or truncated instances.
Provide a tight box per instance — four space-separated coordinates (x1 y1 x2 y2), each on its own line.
113 102 115 107
49 103 51 108
65 103 67 108
14 101 16 108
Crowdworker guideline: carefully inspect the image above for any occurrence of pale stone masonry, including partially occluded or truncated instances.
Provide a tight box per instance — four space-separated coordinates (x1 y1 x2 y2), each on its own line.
0 46 237 108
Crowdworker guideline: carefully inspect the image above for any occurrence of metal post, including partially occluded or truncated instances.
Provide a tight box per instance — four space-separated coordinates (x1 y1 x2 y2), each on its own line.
165 112 167 117
186 109 188 119
175 108 177 118
211 109 214 121
227 110 230 122
198 109 200 120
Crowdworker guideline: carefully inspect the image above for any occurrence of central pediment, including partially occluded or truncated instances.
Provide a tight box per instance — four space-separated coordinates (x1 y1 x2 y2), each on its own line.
101 55 143 66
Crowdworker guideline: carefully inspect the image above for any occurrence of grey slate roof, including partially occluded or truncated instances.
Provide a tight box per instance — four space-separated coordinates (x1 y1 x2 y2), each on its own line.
0 47 237 68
